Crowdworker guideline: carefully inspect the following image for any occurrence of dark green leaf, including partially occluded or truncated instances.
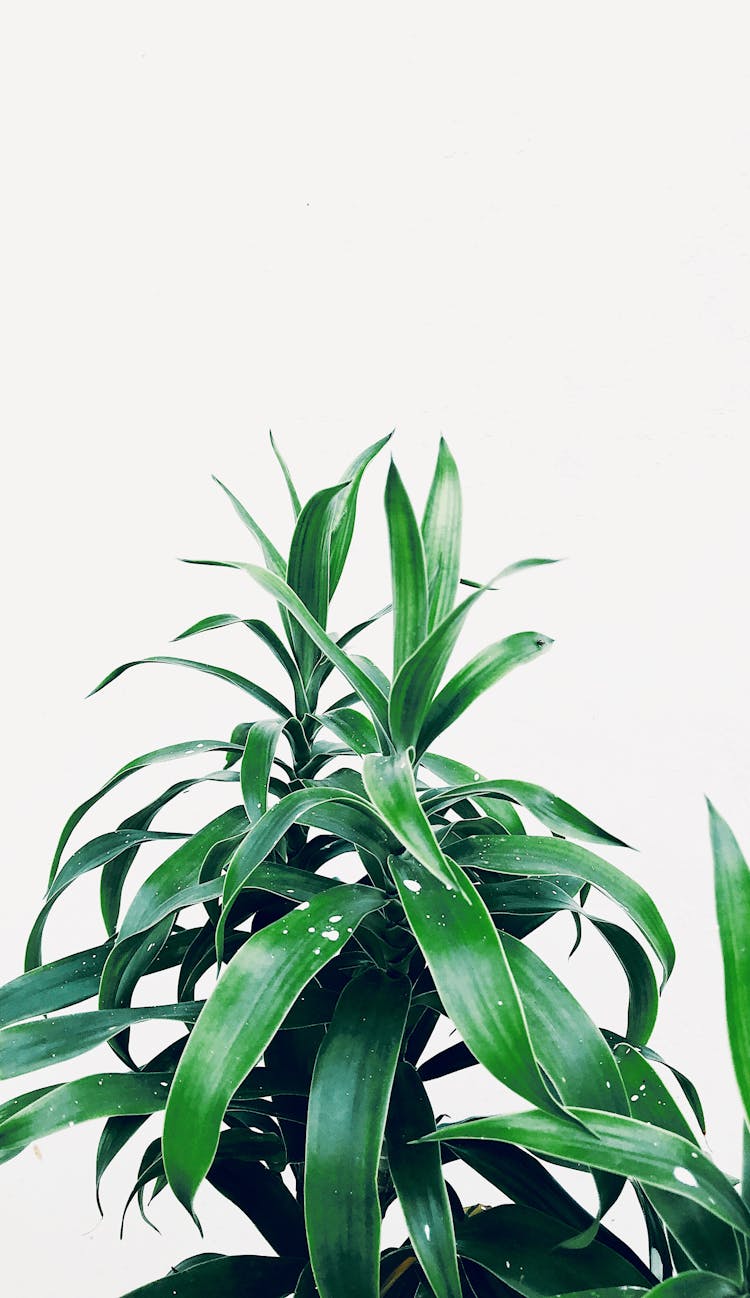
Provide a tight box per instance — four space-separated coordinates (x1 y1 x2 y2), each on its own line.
162 883 385 1211
240 719 286 824
389 852 564 1118
0 1003 201 1079
269 430 302 517
305 968 410 1298
385 459 429 676
421 437 462 631
362 751 459 889
449 835 674 986
385 1063 462 1298
328 432 393 596
119 1255 302 1297
421 1109 750 1235
0 941 113 1027
88 656 291 720
287 482 350 681
708 799 750 1129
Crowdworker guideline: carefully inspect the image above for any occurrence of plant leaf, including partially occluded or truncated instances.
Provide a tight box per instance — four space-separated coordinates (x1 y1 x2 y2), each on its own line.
385 459 429 676
419 756 629 847
162 883 385 1212
0 942 113 1027
287 482 350 681
421 437 462 631
173 615 309 715
119 1255 303 1297
363 751 460 889
708 799 750 1130
46 740 240 890
449 835 674 986
269 430 302 517
417 633 553 754
385 1063 462 1298
240 719 287 824
329 431 393 596
88 656 291 720
389 852 564 1119
0 1003 201 1079
420 1109 750 1236
305 968 410 1298
0 1073 172 1162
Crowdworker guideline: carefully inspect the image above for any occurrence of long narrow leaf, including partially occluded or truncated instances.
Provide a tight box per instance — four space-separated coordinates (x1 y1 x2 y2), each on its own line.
385 1063 462 1298
708 799 750 1130
0 1003 201 1079
120 1255 303 1297
385 460 428 676
269 430 302 517
287 482 349 681
329 432 392 595
162 883 385 1211
421 437 462 631
420 1109 750 1236
239 719 286 824
389 852 564 1119
88 656 291 720
305 969 410 1298
417 633 553 753
450 835 674 986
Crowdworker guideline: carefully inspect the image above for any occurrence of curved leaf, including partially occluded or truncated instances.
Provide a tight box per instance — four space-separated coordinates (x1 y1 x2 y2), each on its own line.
269 430 302 517
362 751 458 889
449 835 674 986
240 719 286 824
313 707 380 756
162 883 385 1211
0 1073 172 1161
708 799 750 1130
419 758 629 847
305 968 410 1298
417 633 553 754
0 1003 201 1079
120 1255 303 1297
421 437 462 631
329 432 392 595
455 1204 649 1292
421 1109 750 1236
173 615 309 715
287 482 350 681
385 1063 462 1298
88 655 291 720
0 941 113 1028
118 807 248 943
389 852 564 1119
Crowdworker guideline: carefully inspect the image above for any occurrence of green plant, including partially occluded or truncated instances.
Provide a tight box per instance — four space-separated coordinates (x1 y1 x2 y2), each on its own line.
1 434 748 1296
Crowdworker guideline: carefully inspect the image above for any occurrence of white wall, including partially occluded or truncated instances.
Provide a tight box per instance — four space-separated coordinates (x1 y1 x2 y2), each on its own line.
1 3 749 1291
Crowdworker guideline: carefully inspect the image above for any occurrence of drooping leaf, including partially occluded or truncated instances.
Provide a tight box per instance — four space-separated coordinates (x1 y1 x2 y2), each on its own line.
421 437 462 631
454 1204 649 1292
211 475 287 574
388 852 564 1119
590 918 659 1045
305 968 410 1298
119 1255 303 1297
0 1073 172 1162
708 799 750 1130
0 1003 201 1079
172 615 309 715
385 1063 462 1298
417 633 553 754
449 835 674 986
87 655 291 720
117 807 248 943
162 883 385 1212
419 756 629 847
420 1109 750 1236
46 739 241 889
0 941 113 1027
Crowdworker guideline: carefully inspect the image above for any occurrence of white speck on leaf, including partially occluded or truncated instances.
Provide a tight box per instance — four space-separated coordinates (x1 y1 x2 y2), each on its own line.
403 879 422 893
673 1166 698 1187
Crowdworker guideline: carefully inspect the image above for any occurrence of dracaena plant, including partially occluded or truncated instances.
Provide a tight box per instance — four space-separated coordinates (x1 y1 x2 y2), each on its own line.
1 435 749 1298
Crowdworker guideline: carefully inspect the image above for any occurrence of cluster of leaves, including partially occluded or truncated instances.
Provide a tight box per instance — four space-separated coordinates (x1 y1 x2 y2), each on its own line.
2 433 750 1297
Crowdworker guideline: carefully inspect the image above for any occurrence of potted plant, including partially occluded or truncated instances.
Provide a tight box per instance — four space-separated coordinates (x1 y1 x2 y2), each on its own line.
1 435 748 1296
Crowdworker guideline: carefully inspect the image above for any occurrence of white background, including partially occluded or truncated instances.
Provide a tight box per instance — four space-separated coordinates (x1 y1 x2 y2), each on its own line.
1 3 750 1292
